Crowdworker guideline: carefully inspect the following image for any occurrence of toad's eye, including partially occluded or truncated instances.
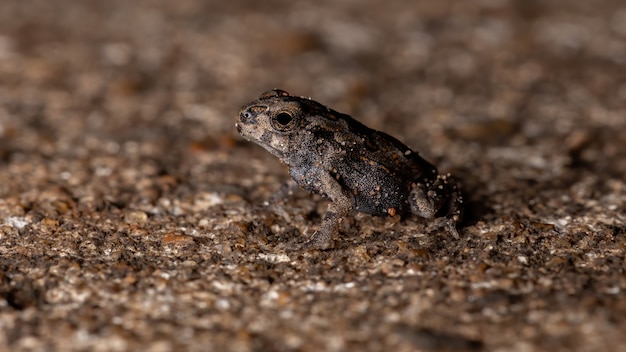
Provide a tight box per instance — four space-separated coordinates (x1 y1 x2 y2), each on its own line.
271 111 297 131
275 112 293 125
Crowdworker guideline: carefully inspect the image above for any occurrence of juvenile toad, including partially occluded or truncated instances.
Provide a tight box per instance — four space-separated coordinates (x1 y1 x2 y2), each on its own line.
236 89 463 249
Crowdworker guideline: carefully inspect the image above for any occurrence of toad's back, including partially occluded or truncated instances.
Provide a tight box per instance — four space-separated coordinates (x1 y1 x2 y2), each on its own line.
294 109 440 216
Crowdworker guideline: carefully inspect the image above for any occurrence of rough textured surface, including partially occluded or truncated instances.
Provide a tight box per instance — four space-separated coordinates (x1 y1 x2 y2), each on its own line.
0 0 625 351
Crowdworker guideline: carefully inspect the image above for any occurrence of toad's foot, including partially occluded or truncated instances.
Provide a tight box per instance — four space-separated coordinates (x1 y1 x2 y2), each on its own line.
300 193 351 250
274 225 337 251
410 173 463 239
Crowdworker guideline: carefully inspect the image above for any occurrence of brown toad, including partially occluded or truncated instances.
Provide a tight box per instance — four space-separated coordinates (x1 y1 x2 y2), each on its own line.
236 89 463 249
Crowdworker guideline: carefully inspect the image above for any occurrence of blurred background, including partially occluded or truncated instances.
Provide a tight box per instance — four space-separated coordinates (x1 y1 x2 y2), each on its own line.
2 0 624 160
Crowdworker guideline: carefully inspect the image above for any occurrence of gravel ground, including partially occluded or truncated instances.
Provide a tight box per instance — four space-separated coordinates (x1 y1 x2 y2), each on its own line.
1 0 625 351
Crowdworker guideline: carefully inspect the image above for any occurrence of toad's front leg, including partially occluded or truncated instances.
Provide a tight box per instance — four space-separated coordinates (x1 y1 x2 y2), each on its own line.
299 172 353 250
262 179 301 223
265 179 300 206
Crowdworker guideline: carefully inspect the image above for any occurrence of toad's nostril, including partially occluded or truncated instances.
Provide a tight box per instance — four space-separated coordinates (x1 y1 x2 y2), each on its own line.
240 111 254 123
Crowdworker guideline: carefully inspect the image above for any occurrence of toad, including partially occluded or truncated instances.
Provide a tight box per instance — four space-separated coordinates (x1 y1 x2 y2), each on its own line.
236 89 463 249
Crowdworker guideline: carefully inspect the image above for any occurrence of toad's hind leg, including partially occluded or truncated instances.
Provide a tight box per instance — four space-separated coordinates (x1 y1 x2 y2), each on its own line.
409 173 463 238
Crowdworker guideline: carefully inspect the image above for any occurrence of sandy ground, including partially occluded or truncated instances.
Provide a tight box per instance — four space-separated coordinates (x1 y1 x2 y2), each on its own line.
0 0 625 351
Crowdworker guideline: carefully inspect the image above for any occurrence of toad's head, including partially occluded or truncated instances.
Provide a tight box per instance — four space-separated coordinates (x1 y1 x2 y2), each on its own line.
236 89 305 160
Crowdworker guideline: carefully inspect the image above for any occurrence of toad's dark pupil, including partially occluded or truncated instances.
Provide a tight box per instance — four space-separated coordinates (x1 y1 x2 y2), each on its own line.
275 112 293 125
